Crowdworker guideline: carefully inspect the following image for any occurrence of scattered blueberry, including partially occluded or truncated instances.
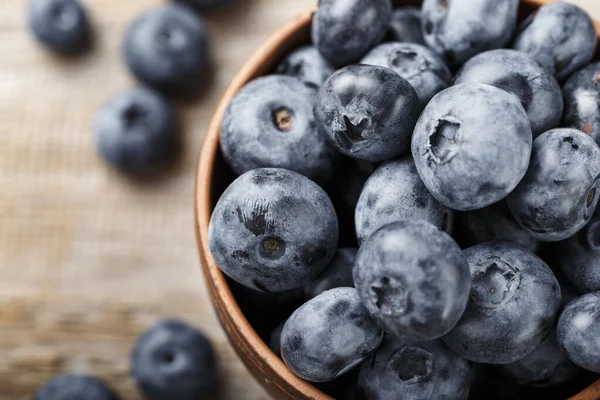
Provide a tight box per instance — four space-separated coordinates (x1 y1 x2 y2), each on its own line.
355 158 451 245
131 319 218 400
268 318 288 358
443 242 561 364
275 46 335 87
209 168 338 292
557 292 600 373
305 248 357 300
220 75 337 183
358 337 472 400
34 374 119 400
312 0 392 67
455 49 563 137
421 0 519 67
507 128 600 242
360 42 452 108
123 4 210 97
388 7 425 44
353 220 470 343
411 83 532 211
563 62 600 144
93 87 179 175
315 65 420 162
512 1 597 82
280 287 383 382
27 0 91 54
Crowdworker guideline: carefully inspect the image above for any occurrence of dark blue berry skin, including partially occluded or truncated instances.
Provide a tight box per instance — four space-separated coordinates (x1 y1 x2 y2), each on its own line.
459 201 540 253
455 49 563 138
358 337 472 400
315 65 420 162
123 4 210 97
28 0 90 54
131 319 218 400
34 375 119 400
422 0 519 68
563 62 600 144
388 7 425 45
557 292 600 373
174 0 233 10
281 287 384 382
312 0 392 67
305 248 357 300
354 220 470 343
411 83 532 211
209 168 339 292
221 76 337 184
93 88 179 175
443 242 561 364
361 42 452 108
355 158 451 245
512 2 597 82
268 318 288 358
275 46 335 87
507 128 600 242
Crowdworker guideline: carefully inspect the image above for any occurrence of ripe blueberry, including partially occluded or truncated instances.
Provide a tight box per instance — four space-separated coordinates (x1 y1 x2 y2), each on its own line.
34 374 119 400
275 46 335 87
305 248 357 300
563 62 600 144
388 7 425 44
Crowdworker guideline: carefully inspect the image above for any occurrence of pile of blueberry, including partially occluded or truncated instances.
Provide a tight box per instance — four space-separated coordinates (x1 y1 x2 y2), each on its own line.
209 0 600 398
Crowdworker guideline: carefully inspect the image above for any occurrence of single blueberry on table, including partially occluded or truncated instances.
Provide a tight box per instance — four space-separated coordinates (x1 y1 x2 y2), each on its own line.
507 128 600 242
358 337 472 400
280 287 384 382
443 242 561 364
93 88 179 175
34 374 119 400
360 42 452 108
421 0 519 67
315 65 420 162
411 83 532 211
455 49 563 138
512 2 597 82
275 46 335 87
312 0 392 67
221 75 337 183
131 319 218 400
27 0 91 54
209 168 339 292
353 220 470 343
563 62 600 144
305 248 357 300
388 7 425 44
123 4 210 97
355 158 451 245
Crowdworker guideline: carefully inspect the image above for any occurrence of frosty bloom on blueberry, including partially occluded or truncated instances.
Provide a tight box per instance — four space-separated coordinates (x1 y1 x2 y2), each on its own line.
563 62 600 143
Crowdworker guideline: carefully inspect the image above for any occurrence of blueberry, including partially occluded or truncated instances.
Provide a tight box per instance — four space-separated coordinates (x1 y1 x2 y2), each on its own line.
305 248 357 300
280 287 383 382
268 318 288 358
174 0 233 10
358 337 472 400
563 62 600 143
388 7 425 44
123 4 210 97
411 83 532 211
27 0 90 54
507 128 600 242
209 168 338 292
557 292 600 373
443 242 561 364
131 319 218 400
512 2 597 82
315 65 420 162
221 75 337 183
311 0 392 67
455 49 563 137
422 0 519 67
360 42 452 108
93 88 179 175
355 158 451 245
34 374 119 400
275 46 335 87
353 220 470 343
459 201 540 253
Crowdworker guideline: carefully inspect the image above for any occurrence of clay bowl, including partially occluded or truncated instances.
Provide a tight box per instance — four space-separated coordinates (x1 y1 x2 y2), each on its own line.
195 1 600 399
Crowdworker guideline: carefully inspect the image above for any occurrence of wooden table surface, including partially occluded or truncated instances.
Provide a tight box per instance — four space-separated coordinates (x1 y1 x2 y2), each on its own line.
0 1 598 399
